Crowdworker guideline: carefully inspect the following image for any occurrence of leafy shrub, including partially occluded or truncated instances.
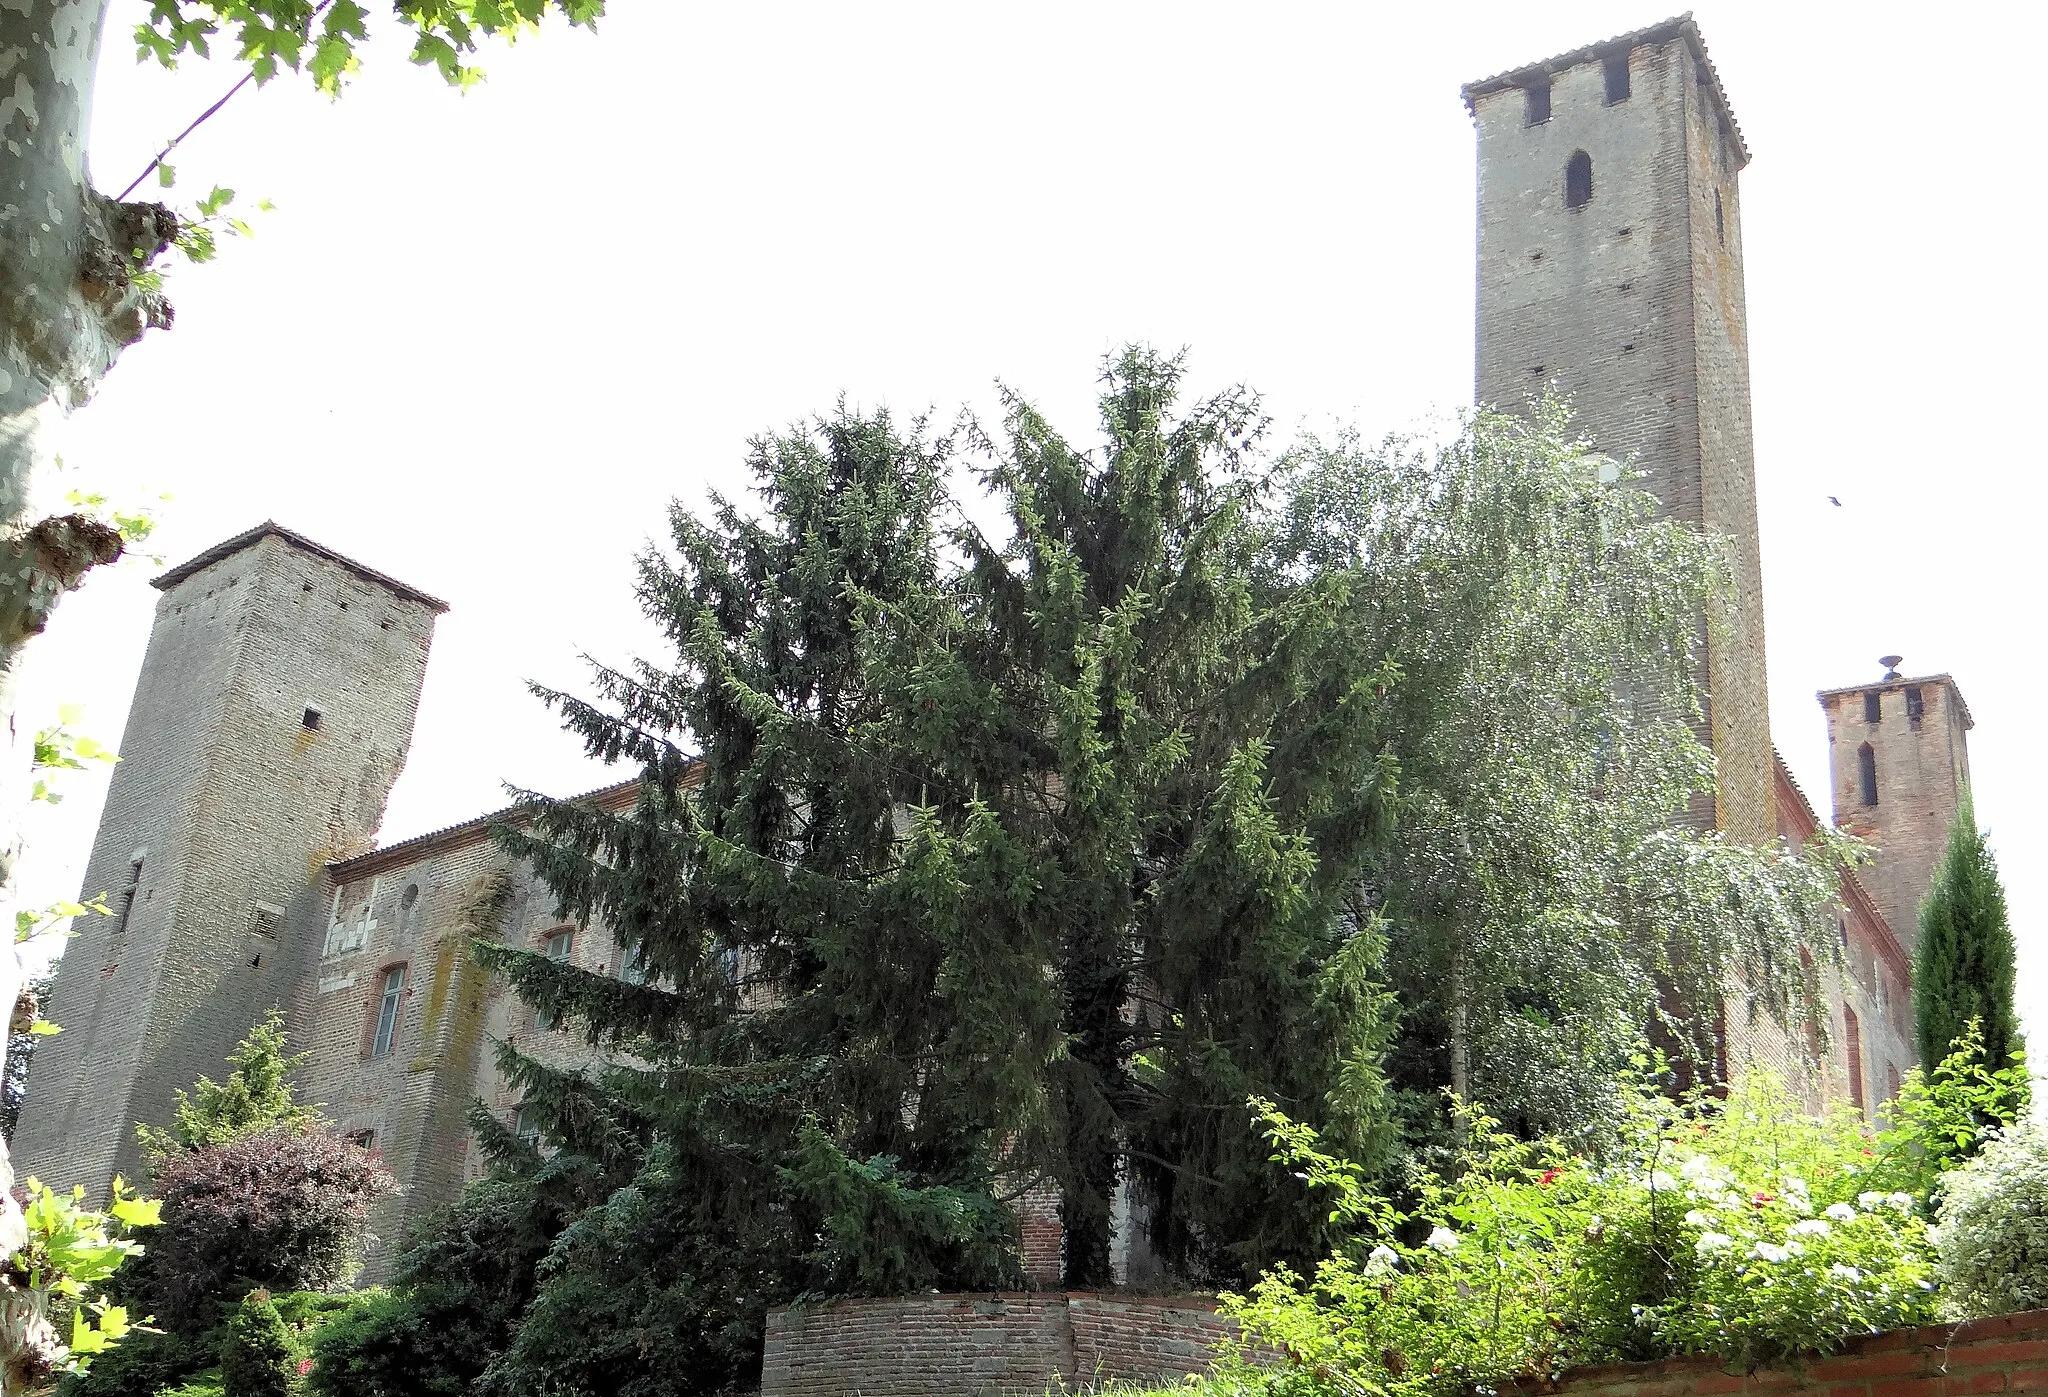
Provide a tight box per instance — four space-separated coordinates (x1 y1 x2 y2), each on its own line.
1220 1067 1960 1397
219 1291 304 1397
147 1128 394 1329
306 1290 466 1397
1932 1117 2048 1319
307 1178 568 1397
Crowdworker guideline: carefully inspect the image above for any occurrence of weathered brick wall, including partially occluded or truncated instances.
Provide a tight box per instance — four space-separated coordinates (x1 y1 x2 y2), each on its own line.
760 1294 1237 1397
764 1298 2048 1397
303 782 639 1276
1471 26 1772 844
19 527 441 1195
1530 1308 2048 1397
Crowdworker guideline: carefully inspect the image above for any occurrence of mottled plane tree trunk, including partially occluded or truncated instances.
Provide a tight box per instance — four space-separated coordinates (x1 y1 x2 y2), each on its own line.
0 2 164 1381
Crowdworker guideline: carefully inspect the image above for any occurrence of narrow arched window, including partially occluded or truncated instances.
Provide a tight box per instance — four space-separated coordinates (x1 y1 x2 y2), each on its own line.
1565 151 1593 210
1858 743 1878 807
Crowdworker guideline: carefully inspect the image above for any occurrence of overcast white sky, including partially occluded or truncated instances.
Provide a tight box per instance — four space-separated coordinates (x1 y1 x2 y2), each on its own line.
19 3 2047 1037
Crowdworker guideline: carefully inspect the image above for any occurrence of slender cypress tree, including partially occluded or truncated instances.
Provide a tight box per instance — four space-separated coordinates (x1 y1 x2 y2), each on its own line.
1916 800 2024 1075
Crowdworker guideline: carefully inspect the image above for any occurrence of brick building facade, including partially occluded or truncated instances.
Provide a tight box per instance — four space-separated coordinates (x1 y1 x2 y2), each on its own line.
15 16 1978 1287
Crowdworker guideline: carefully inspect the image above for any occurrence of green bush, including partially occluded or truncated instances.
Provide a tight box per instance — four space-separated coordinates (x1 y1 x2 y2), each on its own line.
219 1291 304 1397
306 1290 466 1397
1217 1058 2005 1397
1933 1117 2048 1319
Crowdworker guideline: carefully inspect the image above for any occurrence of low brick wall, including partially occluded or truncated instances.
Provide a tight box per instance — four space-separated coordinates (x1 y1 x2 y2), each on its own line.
1542 1309 2048 1397
759 1292 1234 1397
762 1297 2048 1397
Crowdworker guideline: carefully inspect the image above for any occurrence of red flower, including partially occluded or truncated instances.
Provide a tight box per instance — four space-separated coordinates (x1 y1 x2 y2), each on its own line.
1538 1168 1562 1186
298 1359 314 1376
1752 1192 1775 1207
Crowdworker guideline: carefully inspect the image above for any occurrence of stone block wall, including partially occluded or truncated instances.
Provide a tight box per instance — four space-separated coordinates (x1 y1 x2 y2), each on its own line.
760 1293 1237 1397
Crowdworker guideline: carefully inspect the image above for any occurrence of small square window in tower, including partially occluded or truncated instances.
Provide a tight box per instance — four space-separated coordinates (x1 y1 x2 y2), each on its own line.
1864 690 1882 724
1905 687 1924 726
302 708 322 731
1603 54 1630 104
1523 78 1550 126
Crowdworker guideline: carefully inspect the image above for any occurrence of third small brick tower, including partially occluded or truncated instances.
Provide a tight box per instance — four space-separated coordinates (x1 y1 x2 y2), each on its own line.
16 524 445 1194
1466 16 1773 842
1818 665 1975 955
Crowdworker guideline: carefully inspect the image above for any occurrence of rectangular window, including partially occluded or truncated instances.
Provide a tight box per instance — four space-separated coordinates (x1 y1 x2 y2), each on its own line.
1843 1007 1866 1111
514 1105 540 1145
618 943 647 986
536 929 574 1031
349 1129 377 1151
372 964 406 1057
1905 686 1924 726
1524 79 1551 126
1864 690 1882 723
1603 54 1631 104
1858 744 1879 807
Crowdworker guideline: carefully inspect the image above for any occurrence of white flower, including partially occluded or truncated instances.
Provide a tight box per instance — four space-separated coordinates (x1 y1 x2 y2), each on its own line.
1887 1192 1915 1214
1830 1263 1863 1282
1783 1175 1811 1196
1366 1244 1399 1272
1649 1170 1678 1191
1859 1190 1887 1210
1752 1241 1791 1263
1825 1202 1858 1223
1791 1218 1833 1237
1685 1210 1711 1229
1696 1231 1734 1255
1425 1226 1459 1254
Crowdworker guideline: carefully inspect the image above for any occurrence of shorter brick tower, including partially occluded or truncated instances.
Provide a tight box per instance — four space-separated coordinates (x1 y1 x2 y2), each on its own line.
1818 662 1974 954
16 524 444 1194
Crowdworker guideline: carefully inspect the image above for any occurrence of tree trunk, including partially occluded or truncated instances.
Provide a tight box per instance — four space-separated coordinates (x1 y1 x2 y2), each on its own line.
0 2 168 1385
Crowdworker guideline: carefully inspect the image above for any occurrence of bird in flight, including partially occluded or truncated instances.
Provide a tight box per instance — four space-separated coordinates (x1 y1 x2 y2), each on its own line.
1828 496 1842 507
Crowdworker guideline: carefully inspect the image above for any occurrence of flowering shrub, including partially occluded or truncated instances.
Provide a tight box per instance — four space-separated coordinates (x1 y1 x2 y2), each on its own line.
1932 1117 2048 1319
1218 1069 1947 1397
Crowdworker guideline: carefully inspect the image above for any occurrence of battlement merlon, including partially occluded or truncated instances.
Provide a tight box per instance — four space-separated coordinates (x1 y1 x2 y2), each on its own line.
1462 12 1750 170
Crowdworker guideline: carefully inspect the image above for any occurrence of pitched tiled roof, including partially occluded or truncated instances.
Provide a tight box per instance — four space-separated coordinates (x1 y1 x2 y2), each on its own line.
152 521 449 614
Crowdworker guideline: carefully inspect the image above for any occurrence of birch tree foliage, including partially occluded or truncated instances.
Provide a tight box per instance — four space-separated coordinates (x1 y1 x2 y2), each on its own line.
1272 403 1850 1142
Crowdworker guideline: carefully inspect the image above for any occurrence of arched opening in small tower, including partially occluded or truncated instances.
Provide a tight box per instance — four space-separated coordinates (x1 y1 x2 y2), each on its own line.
1858 742 1878 807
1565 151 1593 210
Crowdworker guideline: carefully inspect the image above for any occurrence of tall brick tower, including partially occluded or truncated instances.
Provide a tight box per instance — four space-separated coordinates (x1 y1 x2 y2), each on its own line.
1818 665 1974 954
16 524 444 1193
1466 17 1773 843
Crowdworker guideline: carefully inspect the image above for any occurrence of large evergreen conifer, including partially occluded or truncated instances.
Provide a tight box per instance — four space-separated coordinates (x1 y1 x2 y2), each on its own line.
432 357 1858 1395
1915 801 2024 1075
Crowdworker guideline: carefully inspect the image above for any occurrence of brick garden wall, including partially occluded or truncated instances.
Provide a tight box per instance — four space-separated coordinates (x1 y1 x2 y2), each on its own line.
760 1293 1236 1397
761 1296 2048 1397
1534 1309 2048 1397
